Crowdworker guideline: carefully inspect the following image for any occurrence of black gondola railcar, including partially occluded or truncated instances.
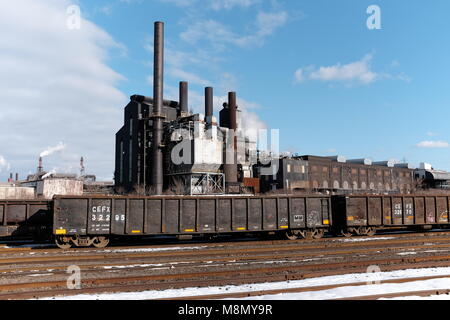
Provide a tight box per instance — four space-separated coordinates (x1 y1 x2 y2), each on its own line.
53 195 332 248
332 194 450 237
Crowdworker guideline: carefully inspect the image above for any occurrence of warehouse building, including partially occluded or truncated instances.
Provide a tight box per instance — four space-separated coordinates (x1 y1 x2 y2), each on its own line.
258 155 414 194
415 163 450 189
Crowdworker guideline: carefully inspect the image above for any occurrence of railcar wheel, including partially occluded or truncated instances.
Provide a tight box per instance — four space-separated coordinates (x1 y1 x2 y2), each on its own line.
341 230 353 238
92 236 110 248
285 231 299 241
312 229 325 239
299 230 313 239
365 227 376 236
55 236 72 250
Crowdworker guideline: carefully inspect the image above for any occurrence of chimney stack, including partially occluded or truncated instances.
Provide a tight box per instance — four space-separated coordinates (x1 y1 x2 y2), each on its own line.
224 92 239 187
179 81 188 117
80 157 85 176
205 87 213 126
150 21 165 195
38 157 43 174
15 173 19 182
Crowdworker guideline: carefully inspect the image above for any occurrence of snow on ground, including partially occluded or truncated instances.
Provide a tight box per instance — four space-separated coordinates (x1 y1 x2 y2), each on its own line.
381 294 450 300
235 278 450 300
37 266 450 300
101 245 216 253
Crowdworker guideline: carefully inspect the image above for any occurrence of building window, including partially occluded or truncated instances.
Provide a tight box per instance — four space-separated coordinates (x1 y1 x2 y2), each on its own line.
129 118 133 136
333 167 339 174
352 169 357 175
360 169 366 175
323 167 328 173
287 164 291 173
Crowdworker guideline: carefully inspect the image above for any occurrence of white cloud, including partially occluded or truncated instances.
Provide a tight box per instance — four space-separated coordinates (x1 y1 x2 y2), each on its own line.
295 55 412 85
168 68 212 87
0 0 127 180
159 0 258 10
417 141 450 148
210 0 259 10
0 155 11 174
295 54 378 85
180 11 288 49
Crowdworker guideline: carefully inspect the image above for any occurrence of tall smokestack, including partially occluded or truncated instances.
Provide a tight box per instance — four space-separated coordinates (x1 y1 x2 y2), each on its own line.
179 81 188 117
15 173 19 182
224 92 238 186
38 157 43 174
80 157 85 176
8 173 13 183
205 87 213 126
151 21 165 195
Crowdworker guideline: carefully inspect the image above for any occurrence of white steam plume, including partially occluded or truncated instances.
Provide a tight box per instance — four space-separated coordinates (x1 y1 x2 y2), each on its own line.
40 142 66 158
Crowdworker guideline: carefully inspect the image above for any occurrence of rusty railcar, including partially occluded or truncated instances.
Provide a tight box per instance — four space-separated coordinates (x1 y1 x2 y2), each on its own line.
53 195 332 248
0 200 52 237
332 195 450 236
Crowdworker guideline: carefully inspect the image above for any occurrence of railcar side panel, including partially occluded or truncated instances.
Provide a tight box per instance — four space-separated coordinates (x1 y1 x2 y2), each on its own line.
414 197 425 224
278 198 289 229
112 199 126 235
383 197 392 225
217 199 231 232
248 198 262 231
127 199 144 235
180 199 196 233
233 198 247 231
426 197 436 224
88 198 112 235
346 197 367 227
145 199 161 234
263 198 277 230
199 199 215 232
0 200 51 237
437 197 449 223
392 197 403 225
368 197 382 226
55 198 88 235
404 197 414 225
165 199 179 234
290 198 306 229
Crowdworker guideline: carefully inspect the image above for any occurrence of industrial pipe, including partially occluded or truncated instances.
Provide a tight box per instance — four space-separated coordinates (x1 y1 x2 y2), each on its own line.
224 92 238 185
205 87 213 126
150 21 165 195
130 95 178 109
179 81 188 116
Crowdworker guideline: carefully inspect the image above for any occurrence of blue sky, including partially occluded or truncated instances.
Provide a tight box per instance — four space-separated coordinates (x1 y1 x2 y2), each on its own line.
0 0 449 180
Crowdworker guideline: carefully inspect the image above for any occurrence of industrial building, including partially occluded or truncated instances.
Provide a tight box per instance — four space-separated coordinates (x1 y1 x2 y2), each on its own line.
114 88 257 195
415 163 450 190
258 155 414 194
2 157 113 199
114 22 257 195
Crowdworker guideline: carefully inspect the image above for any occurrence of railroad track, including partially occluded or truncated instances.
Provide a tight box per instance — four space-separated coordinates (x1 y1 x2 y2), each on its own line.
2 233 450 300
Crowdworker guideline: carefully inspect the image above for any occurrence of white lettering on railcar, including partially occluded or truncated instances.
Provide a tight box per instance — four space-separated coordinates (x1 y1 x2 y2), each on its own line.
92 206 111 213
